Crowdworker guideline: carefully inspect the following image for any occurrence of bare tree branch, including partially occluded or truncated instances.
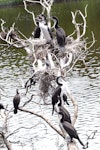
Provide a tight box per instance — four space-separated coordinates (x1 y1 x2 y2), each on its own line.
19 107 64 138
23 0 37 26
0 131 12 150
0 108 13 150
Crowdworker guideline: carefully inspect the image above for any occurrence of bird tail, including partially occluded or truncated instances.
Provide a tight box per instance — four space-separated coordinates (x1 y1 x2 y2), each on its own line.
78 137 84 146
14 109 17 114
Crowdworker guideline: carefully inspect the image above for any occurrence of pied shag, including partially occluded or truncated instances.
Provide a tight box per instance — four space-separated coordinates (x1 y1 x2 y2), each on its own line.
56 76 70 105
52 86 61 115
52 77 69 115
37 14 54 47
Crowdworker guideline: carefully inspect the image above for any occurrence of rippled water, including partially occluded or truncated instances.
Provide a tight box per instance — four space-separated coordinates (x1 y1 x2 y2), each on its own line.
0 0 100 150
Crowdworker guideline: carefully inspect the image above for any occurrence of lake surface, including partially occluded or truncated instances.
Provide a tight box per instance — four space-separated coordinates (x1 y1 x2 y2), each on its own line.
0 0 100 150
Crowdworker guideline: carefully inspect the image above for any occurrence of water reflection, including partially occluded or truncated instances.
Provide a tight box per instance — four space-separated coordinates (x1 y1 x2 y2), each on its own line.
0 0 100 150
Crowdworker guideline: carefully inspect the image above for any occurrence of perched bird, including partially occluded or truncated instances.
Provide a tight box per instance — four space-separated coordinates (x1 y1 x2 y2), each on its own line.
13 89 20 114
0 103 5 110
52 77 69 115
52 86 61 115
37 14 54 47
55 97 71 123
59 112 84 147
51 16 66 51
56 76 70 105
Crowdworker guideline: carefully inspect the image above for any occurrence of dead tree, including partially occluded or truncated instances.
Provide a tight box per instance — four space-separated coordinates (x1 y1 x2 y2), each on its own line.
0 1 95 150
23 0 54 27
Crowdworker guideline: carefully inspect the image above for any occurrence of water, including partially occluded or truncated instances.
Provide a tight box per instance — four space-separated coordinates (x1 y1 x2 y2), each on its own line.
0 0 100 150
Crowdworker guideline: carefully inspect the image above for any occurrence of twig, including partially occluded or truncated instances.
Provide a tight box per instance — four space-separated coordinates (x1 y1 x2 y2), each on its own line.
22 94 34 107
6 122 41 139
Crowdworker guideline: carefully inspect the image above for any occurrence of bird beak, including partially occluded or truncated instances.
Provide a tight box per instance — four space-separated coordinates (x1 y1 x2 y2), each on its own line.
52 110 54 115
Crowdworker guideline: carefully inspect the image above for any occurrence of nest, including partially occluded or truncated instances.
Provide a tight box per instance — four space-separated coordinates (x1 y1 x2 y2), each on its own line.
39 72 55 97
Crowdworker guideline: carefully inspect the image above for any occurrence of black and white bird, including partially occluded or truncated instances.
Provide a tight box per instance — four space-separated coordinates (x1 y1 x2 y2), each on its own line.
13 89 20 114
0 103 5 110
56 76 69 105
59 112 84 147
37 14 54 47
52 76 69 115
51 16 66 51
52 86 61 115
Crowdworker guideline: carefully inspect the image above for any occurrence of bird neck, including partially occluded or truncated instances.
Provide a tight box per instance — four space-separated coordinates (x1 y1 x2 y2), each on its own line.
54 19 58 29
59 112 64 123
56 77 63 86
16 89 19 94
